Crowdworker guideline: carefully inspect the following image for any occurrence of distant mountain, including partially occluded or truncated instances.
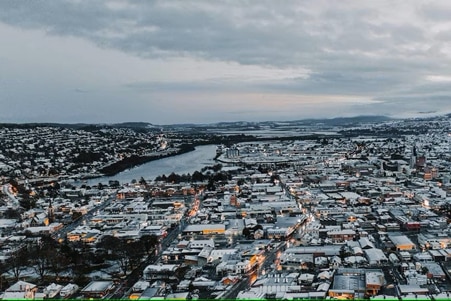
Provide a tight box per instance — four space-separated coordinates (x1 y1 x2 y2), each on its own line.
316 115 393 126
110 122 155 129
0 122 93 129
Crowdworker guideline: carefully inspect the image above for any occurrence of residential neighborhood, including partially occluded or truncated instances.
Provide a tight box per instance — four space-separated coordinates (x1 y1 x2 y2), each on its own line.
0 115 450 300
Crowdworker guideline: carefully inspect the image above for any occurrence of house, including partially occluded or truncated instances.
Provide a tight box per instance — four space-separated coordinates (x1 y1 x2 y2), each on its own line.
422 262 447 281
80 281 114 299
188 239 215 249
165 292 190 300
221 275 240 286
365 271 385 296
329 268 384 299
191 276 216 289
2 280 39 300
397 284 429 296
216 257 254 275
183 224 225 235
43 283 63 299
327 229 357 243
388 234 416 251
143 264 180 280
364 248 389 265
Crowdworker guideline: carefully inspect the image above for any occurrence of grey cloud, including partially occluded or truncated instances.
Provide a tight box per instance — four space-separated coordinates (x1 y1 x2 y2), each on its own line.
419 2 451 21
1 0 451 121
123 81 233 93
373 97 451 117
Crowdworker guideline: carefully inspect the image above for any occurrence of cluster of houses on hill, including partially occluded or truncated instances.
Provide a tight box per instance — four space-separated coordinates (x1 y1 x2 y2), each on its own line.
0 125 172 180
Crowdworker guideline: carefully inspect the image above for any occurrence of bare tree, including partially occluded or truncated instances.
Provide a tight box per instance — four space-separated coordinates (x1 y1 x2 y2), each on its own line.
8 247 29 281
140 235 159 255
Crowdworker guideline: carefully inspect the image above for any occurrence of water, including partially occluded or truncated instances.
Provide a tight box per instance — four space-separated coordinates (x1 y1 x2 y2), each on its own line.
215 130 339 138
86 144 217 186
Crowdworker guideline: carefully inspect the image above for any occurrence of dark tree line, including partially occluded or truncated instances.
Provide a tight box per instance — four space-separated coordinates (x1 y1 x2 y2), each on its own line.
73 150 102 164
154 164 228 187
96 235 159 276
2 234 160 286
3 236 73 284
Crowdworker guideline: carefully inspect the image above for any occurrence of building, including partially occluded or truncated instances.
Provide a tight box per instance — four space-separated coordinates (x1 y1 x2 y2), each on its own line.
329 268 385 299
2 281 40 300
182 224 225 235
388 234 416 251
364 249 389 265
327 229 357 243
143 264 180 280
80 281 114 299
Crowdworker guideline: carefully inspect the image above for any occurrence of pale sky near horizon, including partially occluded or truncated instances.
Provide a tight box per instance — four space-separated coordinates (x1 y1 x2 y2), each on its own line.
1 0 451 124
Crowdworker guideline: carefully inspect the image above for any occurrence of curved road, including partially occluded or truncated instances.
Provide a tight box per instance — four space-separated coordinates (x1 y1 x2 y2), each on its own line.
2 184 19 207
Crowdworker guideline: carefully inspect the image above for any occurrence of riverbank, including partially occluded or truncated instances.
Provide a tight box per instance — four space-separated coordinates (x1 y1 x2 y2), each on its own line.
91 133 341 180
98 144 196 177
84 144 218 186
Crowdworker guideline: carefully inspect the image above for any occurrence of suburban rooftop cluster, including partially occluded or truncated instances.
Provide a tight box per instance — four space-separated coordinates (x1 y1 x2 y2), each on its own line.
0 125 178 180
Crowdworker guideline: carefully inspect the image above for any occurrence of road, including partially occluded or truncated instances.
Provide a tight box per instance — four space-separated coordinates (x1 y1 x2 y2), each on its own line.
219 241 286 300
108 192 194 299
109 218 187 299
2 184 20 207
219 276 250 300
51 195 114 240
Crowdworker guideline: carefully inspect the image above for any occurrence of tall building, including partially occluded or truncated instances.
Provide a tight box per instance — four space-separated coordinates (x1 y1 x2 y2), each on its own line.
48 198 54 224
416 155 426 170
409 145 417 169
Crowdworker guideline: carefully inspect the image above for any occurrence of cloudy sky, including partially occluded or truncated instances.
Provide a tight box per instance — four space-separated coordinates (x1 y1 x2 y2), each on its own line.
1 0 451 124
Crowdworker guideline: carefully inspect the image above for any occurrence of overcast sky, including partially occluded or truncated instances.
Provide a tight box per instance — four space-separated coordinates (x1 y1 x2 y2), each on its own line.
1 0 451 124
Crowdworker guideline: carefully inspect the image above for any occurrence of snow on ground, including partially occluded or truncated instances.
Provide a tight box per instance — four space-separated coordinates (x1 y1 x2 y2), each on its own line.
4 267 40 280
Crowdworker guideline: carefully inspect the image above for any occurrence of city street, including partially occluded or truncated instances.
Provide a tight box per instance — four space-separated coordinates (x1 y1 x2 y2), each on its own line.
109 211 187 299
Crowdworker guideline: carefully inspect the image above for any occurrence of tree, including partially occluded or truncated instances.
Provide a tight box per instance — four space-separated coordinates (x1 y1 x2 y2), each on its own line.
31 236 57 281
242 228 251 238
124 241 145 271
97 235 121 254
253 224 263 231
59 241 80 269
140 235 160 255
0 262 9 291
155 174 167 182
19 197 36 211
180 173 191 183
270 174 280 184
339 245 348 261
3 208 21 220
48 252 70 280
32 246 51 281
212 172 229 182
167 172 181 184
73 150 102 163
139 177 148 187
212 164 223 172
191 171 204 182
421 266 429 275
72 211 83 221
8 247 29 281
97 236 130 276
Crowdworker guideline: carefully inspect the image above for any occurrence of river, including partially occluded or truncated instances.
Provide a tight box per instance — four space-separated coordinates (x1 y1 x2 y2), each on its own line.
86 144 218 186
